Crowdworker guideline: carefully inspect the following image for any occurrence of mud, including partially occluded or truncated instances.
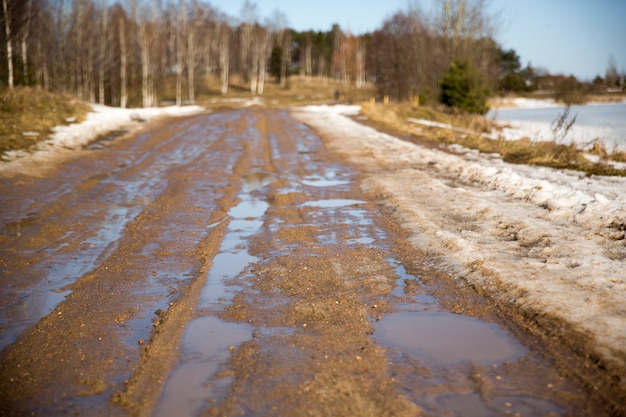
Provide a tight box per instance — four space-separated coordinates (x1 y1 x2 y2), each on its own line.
0 109 616 416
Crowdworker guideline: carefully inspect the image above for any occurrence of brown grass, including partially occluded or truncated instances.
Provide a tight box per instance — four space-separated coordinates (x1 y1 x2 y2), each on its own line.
0 87 91 156
195 74 377 108
360 101 626 177
3 82 622 177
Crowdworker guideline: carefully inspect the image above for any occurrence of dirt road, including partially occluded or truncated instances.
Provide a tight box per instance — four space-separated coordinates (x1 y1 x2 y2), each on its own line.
0 109 616 416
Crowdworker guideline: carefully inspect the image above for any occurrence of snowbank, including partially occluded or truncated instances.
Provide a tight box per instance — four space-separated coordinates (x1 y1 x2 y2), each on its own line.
292 105 626 372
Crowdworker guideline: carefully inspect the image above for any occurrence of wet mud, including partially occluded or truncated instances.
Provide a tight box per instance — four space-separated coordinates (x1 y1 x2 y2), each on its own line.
0 109 616 416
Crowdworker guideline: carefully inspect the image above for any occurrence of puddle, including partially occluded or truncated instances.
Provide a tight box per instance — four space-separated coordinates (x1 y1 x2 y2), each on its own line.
375 311 525 366
0 128 226 351
436 393 495 417
242 172 275 192
158 187 267 413
302 199 365 208
154 316 253 417
302 173 349 188
228 200 269 219
84 129 129 150
1 212 38 236
0 289 71 350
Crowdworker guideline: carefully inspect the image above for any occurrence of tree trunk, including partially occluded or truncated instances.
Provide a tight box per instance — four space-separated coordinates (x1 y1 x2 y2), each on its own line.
219 24 229 95
305 32 312 77
186 1 197 104
98 0 108 104
280 31 290 87
119 15 127 108
3 0 14 88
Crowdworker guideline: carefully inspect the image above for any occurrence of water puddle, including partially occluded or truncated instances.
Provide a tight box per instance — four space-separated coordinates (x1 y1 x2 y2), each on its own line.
0 125 225 351
302 172 349 188
302 199 365 208
242 172 275 192
157 171 271 413
154 316 253 417
84 129 129 150
375 312 525 366
0 288 71 350
197 196 268 309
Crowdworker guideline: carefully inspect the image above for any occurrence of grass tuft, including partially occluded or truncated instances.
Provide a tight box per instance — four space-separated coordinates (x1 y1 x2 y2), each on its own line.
360 101 626 177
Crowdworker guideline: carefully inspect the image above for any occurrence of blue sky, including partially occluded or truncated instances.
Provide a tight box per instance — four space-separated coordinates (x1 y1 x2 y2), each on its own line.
211 0 626 81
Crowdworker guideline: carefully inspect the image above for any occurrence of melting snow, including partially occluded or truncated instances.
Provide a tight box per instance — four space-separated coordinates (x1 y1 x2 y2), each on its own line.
292 105 626 372
1 104 205 171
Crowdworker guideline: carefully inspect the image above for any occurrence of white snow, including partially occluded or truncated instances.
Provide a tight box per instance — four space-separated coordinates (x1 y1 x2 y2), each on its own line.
292 105 626 372
1 104 205 174
489 100 626 152
491 97 559 109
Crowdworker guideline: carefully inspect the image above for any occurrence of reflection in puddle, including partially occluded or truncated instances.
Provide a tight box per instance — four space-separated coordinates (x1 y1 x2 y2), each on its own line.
0 289 71 350
242 172 275 193
375 312 525 366
161 186 268 414
228 200 269 219
302 199 365 208
437 393 495 417
154 316 253 417
198 196 267 309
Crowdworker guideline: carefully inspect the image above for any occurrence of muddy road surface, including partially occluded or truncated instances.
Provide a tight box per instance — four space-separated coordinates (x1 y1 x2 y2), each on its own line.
0 109 613 416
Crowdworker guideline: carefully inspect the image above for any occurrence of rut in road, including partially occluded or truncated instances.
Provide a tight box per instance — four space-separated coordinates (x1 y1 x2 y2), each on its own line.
0 109 598 416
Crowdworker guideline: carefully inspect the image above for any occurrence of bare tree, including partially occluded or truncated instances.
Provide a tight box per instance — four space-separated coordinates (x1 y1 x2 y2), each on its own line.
605 54 619 88
174 0 186 106
136 0 159 107
354 36 366 88
2 0 14 88
186 0 201 103
18 0 34 85
98 0 108 104
239 0 256 84
115 4 128 107
217 18 230 95
303 30 312 77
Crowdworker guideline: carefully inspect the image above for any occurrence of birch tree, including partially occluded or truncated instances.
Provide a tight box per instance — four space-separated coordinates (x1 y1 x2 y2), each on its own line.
19 0 34 85
98 0 108 104
239 0 256 84
137 0 159 107
2 0 14 88
217 18 230 95
114 4 128 107
186 0 200 103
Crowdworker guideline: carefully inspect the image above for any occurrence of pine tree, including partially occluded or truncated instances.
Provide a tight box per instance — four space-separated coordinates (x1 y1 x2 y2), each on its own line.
440 60 489 114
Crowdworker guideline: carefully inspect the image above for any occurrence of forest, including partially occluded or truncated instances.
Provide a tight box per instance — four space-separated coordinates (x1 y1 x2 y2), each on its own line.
1 0 622 111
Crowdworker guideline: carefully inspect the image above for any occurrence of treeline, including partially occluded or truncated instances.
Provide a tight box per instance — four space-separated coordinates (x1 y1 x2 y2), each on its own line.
1 0 623 111
0 0 369 108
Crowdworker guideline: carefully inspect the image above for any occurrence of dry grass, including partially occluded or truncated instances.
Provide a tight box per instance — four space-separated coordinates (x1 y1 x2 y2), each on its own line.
361 101 626 177
4 82 622 177
0 87 91 156
195 74 377 108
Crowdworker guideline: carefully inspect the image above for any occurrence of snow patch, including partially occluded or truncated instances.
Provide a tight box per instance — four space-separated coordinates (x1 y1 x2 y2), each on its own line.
292 105 626 370
1 104 205 170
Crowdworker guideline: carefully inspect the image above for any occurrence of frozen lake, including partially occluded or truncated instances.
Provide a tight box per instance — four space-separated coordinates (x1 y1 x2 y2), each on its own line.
489 101 626 152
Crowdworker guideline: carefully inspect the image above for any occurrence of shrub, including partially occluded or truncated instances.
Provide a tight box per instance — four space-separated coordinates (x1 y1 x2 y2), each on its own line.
440 60 490 115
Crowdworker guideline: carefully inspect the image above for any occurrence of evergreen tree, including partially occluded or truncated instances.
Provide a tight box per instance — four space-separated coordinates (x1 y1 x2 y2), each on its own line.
440 60 489 114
